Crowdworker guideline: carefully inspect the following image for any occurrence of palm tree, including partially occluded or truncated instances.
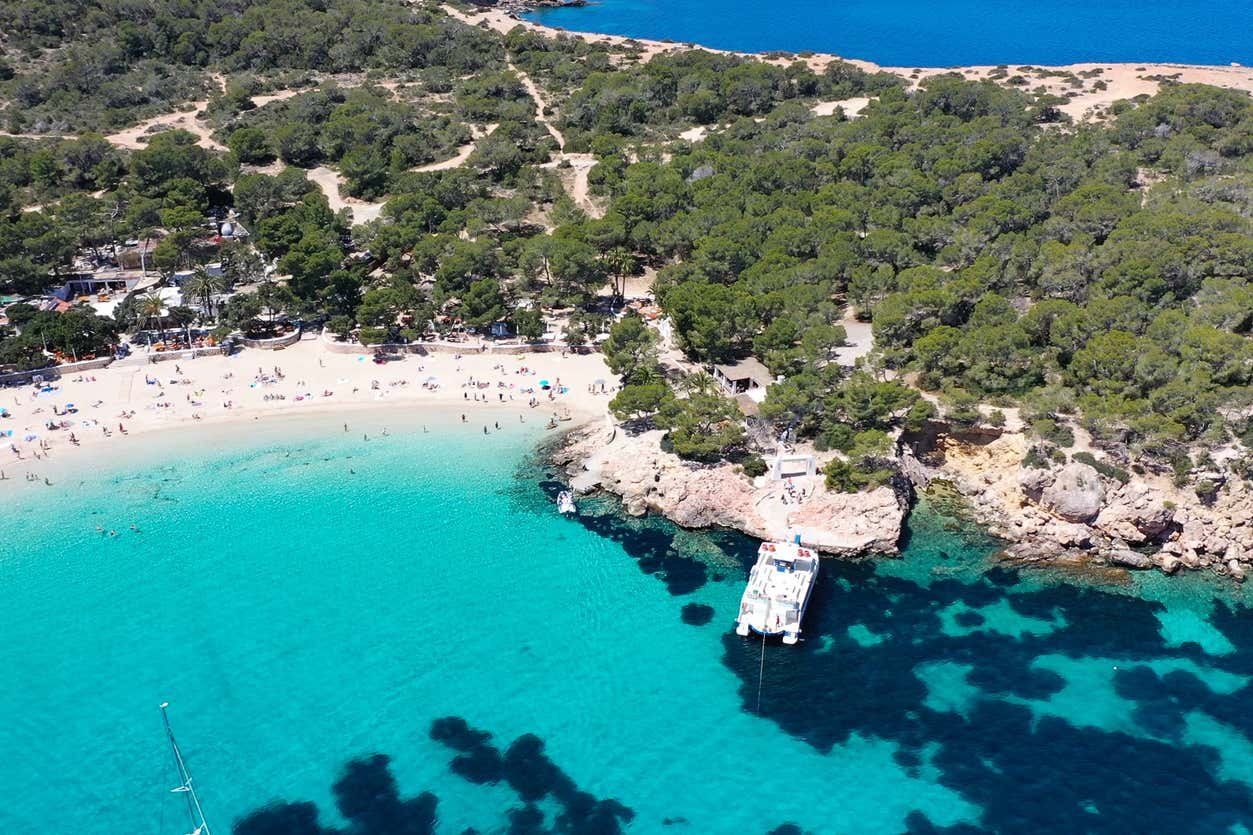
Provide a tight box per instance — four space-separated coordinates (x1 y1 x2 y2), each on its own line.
137 291 167 344
183 268 226 321
680 371 718 397
602 246 636 304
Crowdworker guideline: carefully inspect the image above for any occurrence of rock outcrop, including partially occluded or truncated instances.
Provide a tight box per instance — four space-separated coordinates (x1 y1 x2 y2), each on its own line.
919 427 1253 581
555 423 905 556
556 417 1253 582
1039 463 1105 523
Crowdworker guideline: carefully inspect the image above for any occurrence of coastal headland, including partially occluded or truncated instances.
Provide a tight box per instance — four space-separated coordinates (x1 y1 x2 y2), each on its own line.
444 3 1253 122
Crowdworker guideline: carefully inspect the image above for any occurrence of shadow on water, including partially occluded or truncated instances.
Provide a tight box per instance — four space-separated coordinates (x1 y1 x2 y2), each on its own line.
528 460 1253 832
422 447 1253 832
715 507 1253 834
233 753 436 835
233 719 635 835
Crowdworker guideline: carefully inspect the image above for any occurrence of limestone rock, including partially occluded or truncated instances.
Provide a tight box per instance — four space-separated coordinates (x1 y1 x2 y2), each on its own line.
1108 548 1152 570
1039 463 1106 523
556 424 904 557
1017 467 1051 501
783 486 904 555
1094 501 1175 544
1154 553 1182 575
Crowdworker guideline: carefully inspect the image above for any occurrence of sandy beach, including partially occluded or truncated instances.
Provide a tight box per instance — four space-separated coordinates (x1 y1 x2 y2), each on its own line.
0 339 613 485
443 4 1253 122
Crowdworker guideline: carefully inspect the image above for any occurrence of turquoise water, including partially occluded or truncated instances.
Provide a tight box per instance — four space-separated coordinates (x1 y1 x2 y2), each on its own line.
524 0 1253 66
2 414 1253 833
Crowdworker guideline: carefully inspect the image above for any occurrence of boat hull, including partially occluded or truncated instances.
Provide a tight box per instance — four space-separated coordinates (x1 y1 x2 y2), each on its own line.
733 541 819 645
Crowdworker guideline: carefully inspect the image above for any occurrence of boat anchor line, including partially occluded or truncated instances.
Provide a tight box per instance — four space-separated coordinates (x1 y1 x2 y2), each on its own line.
160 701 213 835
756 630 767 715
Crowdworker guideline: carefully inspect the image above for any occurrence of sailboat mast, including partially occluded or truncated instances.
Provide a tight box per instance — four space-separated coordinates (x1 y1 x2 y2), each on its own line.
160 702 213 835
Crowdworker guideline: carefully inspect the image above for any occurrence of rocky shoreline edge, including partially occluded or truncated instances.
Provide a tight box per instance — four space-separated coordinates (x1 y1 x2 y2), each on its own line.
552 421 1253 583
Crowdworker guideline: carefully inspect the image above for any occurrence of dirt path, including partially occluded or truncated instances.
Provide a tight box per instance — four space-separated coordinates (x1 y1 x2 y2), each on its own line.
501 58 609 217
508 58 565 149
563 153 601 218
103 101 227 152
307 166 385 225
411 122 499 172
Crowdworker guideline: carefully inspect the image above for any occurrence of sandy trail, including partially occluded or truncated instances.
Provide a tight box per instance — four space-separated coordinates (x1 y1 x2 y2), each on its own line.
811 96 872 118
508 58 566 148
307 166 386 225
539 152 604 218
0 339 612 482
412 122 499 172
103 101 228 152
503 57 608 217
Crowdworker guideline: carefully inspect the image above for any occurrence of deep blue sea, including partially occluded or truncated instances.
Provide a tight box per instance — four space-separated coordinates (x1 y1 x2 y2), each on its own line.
524 0 1253 66
3 413 1253 833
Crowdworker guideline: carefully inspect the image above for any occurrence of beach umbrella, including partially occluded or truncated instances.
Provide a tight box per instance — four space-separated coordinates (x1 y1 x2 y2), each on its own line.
539 379 550 388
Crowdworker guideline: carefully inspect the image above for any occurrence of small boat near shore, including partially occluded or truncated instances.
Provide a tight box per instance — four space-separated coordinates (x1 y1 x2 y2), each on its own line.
557 490 577 514
735 541 819 645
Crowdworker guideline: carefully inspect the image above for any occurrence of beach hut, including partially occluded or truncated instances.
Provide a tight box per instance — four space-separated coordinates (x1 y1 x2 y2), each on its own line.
711 358 772 396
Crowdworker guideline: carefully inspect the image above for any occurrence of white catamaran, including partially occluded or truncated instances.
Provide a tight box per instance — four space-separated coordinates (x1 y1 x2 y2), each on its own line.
734 541 819 645
160 702 213 835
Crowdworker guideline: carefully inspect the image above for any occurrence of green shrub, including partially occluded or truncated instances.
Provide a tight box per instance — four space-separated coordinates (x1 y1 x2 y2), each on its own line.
741 454 768 478
1072 451 1130 484
358 326 389 345
1023 446 1052 469
1032 418 1075 447
824 457 893 493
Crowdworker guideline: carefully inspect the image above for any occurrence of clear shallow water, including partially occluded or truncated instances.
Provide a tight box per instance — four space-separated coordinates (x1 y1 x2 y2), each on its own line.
524 0 1253 66
2 415 1252 833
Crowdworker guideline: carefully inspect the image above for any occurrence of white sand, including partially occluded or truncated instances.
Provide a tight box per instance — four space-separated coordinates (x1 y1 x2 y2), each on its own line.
810 96 872 118
0 340 613 482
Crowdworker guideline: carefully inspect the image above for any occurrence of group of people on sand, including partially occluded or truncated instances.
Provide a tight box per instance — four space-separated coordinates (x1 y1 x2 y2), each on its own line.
2 347 594 480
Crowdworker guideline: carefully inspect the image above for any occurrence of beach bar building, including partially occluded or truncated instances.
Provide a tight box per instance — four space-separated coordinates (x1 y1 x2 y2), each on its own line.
712 358 773 397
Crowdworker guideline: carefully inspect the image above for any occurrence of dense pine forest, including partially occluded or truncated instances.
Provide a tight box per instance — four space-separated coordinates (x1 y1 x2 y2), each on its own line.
1 0 1250 482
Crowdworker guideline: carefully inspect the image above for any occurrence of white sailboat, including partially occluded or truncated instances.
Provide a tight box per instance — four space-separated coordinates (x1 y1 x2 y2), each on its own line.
160 702 213 835
557 490 577 514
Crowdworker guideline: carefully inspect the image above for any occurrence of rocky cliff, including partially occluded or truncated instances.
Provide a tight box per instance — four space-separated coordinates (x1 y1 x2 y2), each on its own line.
554 423 906 555
919 430 1253 581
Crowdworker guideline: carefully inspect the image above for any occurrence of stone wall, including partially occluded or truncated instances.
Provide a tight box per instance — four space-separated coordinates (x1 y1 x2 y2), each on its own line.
0 356 114 386
239 330 301 350
147 345 227 363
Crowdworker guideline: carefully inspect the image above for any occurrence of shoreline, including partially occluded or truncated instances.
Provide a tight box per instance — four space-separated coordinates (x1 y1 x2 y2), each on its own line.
444 4 1253 121
0 339 612 490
